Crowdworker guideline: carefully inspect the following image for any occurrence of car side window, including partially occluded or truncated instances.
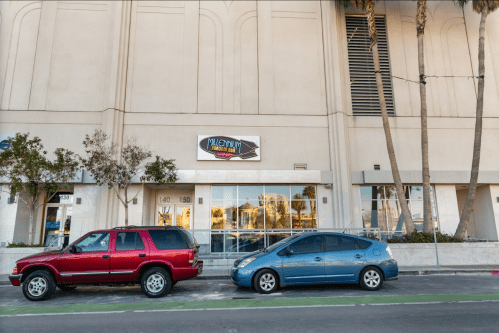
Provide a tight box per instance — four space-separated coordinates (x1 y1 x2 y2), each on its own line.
148 230 188 250
325 235 359 252
116 232 145 251
288 235 323 255
75 232 110 252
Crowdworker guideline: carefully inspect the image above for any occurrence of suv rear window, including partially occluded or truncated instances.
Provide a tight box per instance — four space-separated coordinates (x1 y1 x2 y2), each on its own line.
179 229 198 249
148 230 188 250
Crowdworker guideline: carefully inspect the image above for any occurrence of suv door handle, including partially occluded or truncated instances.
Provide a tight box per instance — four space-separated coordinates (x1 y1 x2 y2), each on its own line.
354 254 363 259
314 257 322 261
139 254 146 258
102 255 110 259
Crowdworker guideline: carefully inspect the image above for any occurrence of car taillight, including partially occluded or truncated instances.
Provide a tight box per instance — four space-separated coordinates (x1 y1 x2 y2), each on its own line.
188 249 194 264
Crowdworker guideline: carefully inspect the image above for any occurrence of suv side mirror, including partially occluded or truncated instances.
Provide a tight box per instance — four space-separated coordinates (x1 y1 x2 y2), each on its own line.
75 246 82 253
68 245 75 253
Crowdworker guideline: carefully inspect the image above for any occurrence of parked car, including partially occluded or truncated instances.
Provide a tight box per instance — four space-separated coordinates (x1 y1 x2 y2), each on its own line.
231 232 398 294
9 226 203 301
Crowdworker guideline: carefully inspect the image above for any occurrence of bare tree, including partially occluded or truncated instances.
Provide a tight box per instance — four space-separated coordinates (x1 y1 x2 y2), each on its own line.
454 0 499 239
81 130 178 226
0 133 79 244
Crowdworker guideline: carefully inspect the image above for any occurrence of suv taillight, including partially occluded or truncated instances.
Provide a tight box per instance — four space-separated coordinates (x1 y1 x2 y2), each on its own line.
188 249 194 265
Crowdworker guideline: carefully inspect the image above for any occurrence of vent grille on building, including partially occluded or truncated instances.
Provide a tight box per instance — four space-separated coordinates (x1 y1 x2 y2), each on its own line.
346 16 394 116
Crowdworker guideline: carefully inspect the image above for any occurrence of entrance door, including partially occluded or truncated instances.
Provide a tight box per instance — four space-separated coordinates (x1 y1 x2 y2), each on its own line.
157 205 192 229
43 204 72 248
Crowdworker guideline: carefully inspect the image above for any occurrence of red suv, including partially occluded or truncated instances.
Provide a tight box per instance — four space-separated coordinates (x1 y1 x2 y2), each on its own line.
9 226 203 301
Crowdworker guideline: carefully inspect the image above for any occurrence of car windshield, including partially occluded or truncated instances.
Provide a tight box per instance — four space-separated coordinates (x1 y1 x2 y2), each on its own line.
265 234 302 252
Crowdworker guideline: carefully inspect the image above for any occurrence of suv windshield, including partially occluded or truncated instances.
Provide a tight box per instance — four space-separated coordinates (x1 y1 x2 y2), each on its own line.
265 234 302 252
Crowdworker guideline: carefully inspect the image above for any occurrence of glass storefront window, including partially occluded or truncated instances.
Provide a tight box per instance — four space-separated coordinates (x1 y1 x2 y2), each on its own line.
210 185 318 251
360 185 439 234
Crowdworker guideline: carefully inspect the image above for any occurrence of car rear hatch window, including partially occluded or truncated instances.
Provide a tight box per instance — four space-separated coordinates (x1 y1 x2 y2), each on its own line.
148 230 188 250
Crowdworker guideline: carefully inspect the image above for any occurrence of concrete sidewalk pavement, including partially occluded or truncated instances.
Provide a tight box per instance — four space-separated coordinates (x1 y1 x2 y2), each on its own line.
1 265 498 285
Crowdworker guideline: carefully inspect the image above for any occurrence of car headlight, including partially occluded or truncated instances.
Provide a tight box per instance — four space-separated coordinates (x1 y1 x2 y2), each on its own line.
238 257 256 268
386 246 394 260
13 264 18 275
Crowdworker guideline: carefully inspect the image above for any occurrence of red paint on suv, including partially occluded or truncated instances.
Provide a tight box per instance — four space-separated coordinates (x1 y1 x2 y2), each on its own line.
9 226 203 301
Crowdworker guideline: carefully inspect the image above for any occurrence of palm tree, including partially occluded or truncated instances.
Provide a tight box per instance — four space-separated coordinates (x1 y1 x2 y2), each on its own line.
417 0 433 234
454 0 499 239
340 0 416 233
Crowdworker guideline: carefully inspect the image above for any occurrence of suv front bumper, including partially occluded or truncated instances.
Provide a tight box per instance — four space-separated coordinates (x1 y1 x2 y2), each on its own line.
9 274 22 286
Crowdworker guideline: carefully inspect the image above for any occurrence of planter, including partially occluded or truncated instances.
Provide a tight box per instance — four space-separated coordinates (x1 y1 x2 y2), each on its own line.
0 247 48 275
389 243 499 266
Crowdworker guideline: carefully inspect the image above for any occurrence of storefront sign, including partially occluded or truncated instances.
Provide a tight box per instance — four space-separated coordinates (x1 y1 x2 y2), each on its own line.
0 133 14 151
157 191 193 205
197 135 260 161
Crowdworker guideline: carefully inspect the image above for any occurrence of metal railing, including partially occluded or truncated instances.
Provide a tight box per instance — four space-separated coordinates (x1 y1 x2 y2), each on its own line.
185 228 381 256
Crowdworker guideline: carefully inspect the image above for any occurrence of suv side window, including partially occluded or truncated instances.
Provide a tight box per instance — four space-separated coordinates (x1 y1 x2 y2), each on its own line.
287 235 323 255
148 230 188 250
75 232 110 252
116 232 145 251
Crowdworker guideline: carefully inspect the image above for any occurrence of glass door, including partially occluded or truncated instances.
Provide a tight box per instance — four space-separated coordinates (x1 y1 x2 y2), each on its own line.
157 205 192 229
43 204 72 248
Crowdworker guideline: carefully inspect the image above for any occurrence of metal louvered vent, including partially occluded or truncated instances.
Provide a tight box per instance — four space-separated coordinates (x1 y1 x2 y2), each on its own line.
346 16 394 116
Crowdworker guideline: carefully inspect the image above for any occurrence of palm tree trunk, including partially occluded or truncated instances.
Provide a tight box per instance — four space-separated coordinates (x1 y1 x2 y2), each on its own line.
455 8 487 239
365 1 416 234
417 0 432 234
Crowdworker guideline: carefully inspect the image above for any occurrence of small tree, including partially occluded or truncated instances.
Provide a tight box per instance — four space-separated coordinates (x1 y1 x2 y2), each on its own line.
81 130 178 226
0 133 79 244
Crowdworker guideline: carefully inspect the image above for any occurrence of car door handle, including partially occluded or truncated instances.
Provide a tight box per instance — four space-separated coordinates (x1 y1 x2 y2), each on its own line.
139 254 146 258
102 255 110 259
354 254 363 259
314 257 323 262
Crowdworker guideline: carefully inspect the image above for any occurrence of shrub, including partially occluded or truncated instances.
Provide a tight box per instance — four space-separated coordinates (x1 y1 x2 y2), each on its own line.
7 242 45 248
387 232 462 243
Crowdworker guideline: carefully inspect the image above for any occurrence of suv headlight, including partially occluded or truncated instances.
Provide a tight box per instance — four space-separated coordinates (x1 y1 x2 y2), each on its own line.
13 264 18 275
386 246 394 260
238 257 256 268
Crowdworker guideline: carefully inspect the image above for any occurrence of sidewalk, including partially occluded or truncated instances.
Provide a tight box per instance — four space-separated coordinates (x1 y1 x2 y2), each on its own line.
1 265 498 285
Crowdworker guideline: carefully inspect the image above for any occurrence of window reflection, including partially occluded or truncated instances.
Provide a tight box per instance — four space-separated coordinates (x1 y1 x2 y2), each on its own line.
360 185 439 233
211 201 237 229
238 200 264 229
265 186 290 201
265 200 290 229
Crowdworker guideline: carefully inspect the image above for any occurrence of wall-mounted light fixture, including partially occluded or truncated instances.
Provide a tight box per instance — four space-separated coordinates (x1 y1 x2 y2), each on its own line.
133 198 138 205
323 197 327 204
374 164 381 170
294 163 307 170
76 198 82 205
199 198 203 204
325 184 332 189
497 197 499 203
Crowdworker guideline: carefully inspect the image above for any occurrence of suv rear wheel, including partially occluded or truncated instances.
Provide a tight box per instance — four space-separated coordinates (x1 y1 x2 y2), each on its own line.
140 267 172 298
22 270 56 301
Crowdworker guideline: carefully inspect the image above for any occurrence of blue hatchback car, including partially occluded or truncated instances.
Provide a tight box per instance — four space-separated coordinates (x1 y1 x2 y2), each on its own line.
231 232 398 294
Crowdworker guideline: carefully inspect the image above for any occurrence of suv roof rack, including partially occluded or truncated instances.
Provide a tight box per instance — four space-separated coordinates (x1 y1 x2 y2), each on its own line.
112 225 185 230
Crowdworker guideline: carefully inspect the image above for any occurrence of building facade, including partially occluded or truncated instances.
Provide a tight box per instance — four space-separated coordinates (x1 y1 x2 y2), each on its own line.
1 1 499 253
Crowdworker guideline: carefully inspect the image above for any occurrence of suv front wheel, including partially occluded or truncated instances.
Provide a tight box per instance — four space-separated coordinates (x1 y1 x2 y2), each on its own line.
140 267 172 298
22 270 56 301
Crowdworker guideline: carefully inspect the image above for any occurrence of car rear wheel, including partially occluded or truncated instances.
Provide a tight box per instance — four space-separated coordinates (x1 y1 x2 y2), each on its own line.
22 270 56 301
359 267 383 291
254 269 278 294
140 267 172 298
57 284 77 292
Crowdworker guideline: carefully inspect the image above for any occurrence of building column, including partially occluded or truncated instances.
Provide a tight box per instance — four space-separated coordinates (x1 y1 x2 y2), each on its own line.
321 1 353 228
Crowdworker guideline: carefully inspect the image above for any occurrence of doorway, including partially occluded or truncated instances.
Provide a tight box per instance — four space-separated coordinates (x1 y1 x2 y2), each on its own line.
42 193 73 248
156 205 192 229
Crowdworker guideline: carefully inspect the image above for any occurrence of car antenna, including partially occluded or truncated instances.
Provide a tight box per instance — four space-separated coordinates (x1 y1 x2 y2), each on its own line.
341 220 354 234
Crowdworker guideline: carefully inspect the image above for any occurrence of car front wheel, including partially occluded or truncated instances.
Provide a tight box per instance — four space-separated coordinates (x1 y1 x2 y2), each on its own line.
140 267 172 298
254 269 278 294
22 270 56 301
359 267 383 291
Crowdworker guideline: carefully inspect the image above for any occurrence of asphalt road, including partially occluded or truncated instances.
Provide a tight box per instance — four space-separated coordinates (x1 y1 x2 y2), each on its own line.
1 274 498 307
1 301 498 333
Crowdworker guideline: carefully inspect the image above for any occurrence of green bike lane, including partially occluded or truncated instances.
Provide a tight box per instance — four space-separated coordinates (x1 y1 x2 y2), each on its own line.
2 292 499 316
